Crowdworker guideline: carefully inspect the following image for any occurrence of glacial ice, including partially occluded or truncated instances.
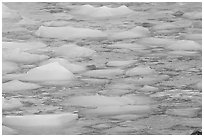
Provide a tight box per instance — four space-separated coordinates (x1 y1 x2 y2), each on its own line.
3 61 19 74
2 98 23 111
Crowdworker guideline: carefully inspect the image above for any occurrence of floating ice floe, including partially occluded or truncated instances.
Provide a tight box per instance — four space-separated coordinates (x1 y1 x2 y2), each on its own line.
35 26 107 40
3 80 41 93
2 125 18 135
3 61 19 74
18 62 75 82
3 48 49 64
2 4 21 20
82 68 124 79
138 37 176 47
17 16 40 25
126 66 156 76
72 5 134 18
54 44 96 59
167 40 202 51
109 26 150 40
3 41 47 51
82 105 151 117
106 60 136 67
152 20 192 30
139 85 159 92
3 113 78 134
66 95 149 107
168 51 199 56
43 20 70 27
107 43 146 51
183 11 202 20
123 74 169 85
195 81 202 90
39 58 86 73
2 98 23 111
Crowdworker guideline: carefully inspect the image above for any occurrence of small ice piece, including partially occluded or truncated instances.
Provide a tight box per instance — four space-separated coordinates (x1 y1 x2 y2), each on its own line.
3 48 49 64
2 4 21 20
107 43 146 51
82 68 124 79
167 40 201 51
3 113 78 134
40 58 86 73
35 26 107 40
19 62 75 82
3 61 19 74
54 44 96 59
109 26 150 40
2 41 47 51
3 80 41 93
66 95 136 107
2 98 23 111
126 66 156 76
106 60 136 67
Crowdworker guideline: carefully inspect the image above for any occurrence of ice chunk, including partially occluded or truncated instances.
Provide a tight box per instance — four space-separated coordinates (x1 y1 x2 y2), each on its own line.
17 16 40 25
138 37 176 47
3 48 49 64
72 5 134 18
3 80 41 93
139 85 159 92
39 58 86 73
2 98 23 111
2 4 21 20
43 20 70 27
106 60 136 67
183 12 202 20
82 68 124 79
167 40 202 51
2 126 18 135
35 26 107 40
83 105 151 117
19 62 75 82
66 95 137 107
3 41 47 51
3 113 78 134
126 66 156 76
109 26 150 40
3 61 19 74
107 43 146 51
54 44 96 59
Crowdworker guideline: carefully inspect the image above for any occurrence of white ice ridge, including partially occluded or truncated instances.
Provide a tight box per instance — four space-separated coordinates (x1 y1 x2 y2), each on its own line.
72 4 134 18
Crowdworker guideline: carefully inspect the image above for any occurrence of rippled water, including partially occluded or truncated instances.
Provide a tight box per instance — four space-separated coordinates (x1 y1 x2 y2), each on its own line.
2 2 202 135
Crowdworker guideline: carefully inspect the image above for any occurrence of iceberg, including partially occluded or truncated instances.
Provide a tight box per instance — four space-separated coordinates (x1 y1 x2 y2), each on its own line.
35 26 107 40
